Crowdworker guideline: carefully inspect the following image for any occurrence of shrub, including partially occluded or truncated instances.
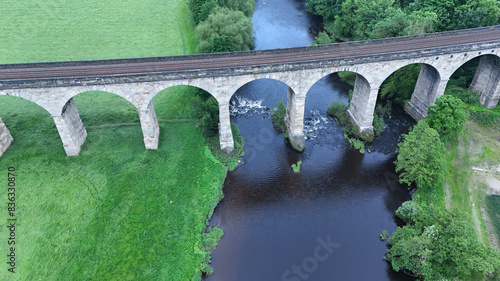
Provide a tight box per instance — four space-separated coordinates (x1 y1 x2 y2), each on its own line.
472 111 500 127
291 161 302 173
426 95 469 142
338 71 356 86
396 201 420 223
272 98 287 133
327 100 346 118
372 115 385 136
446 87 480 105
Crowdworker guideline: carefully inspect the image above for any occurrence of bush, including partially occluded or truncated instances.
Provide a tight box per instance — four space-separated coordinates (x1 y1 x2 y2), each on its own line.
344 133 365 153
375 101 392 119
291 161 302 173
396 201 420 223
426 95 469 142
472 111 500 127
338 71 356 86
195 7 253 53
327 100 347 118
328 100 362 138
272 98 287 133
192 90 220 137
372 115 385 136
446 87 480 105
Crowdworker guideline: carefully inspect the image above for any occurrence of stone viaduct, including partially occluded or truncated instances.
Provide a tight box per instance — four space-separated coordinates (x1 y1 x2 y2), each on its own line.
0 25 499 157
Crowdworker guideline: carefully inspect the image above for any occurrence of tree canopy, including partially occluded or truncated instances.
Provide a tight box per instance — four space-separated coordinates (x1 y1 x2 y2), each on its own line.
195 7 253 53
395 121 445 189
387 211 500 279
425 95 469 142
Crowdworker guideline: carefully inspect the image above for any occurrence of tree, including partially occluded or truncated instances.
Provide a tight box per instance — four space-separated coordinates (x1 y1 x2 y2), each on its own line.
395 121 445 189
425 95 469 142
217 0 255 17
195 7 254 53
306 0 344 21
333 0 397 40
387 212 500 279
451 0 500 30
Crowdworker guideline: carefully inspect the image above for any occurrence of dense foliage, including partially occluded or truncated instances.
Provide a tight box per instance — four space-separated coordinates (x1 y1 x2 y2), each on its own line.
387 210 500 280
425 95 469 142
195 7 253 53
189 0 254 53
307 0 500 42
379 64 420 105
395 121 445 189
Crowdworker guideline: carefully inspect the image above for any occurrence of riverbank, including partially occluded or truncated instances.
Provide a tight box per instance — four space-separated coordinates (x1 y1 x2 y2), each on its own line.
0 1 233 280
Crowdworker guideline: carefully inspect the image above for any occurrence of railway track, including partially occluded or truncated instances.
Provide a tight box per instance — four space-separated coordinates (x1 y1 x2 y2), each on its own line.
1 25 499 81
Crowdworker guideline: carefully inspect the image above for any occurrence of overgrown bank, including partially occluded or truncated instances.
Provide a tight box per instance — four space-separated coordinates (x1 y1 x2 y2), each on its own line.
383 92 500 280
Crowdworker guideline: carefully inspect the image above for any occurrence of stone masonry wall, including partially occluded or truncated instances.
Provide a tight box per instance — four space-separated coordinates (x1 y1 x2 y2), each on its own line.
0 118 13 157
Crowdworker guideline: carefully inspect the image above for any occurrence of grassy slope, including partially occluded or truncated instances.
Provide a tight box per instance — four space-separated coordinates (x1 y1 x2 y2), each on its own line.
0 1 226 280
444 106 500 247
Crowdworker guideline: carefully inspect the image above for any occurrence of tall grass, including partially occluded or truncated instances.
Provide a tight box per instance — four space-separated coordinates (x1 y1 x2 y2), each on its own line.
0 1 230 280
0 91 228 281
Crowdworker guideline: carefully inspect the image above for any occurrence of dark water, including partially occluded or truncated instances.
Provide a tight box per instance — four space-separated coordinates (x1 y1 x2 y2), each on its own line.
206 1 415 280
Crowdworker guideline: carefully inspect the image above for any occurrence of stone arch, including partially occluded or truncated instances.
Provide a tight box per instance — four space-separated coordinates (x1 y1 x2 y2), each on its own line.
446 52 500 81
68 90 141 125
0 89 66 116
446 53 500 109
391 63 443 121
0 92 54 116
304 70 358 115
231 76 312 151
230 77 291 101
0 94 57 157
148 82 217 108
150 84 217 119
374 62 443 121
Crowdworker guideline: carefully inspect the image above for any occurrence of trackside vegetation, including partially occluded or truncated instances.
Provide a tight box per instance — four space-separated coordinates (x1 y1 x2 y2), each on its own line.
0 0 241 280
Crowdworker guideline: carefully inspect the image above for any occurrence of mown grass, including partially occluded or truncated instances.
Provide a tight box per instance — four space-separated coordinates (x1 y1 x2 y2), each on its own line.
0 1 232 280
0 0 196 63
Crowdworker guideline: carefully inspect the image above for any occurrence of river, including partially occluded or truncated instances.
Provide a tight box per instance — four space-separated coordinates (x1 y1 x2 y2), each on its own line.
206 1 416 280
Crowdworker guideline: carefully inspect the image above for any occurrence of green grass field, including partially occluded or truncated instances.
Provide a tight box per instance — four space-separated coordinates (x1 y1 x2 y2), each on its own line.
0 1 230 280
0 0 196 63
0 94 227 280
